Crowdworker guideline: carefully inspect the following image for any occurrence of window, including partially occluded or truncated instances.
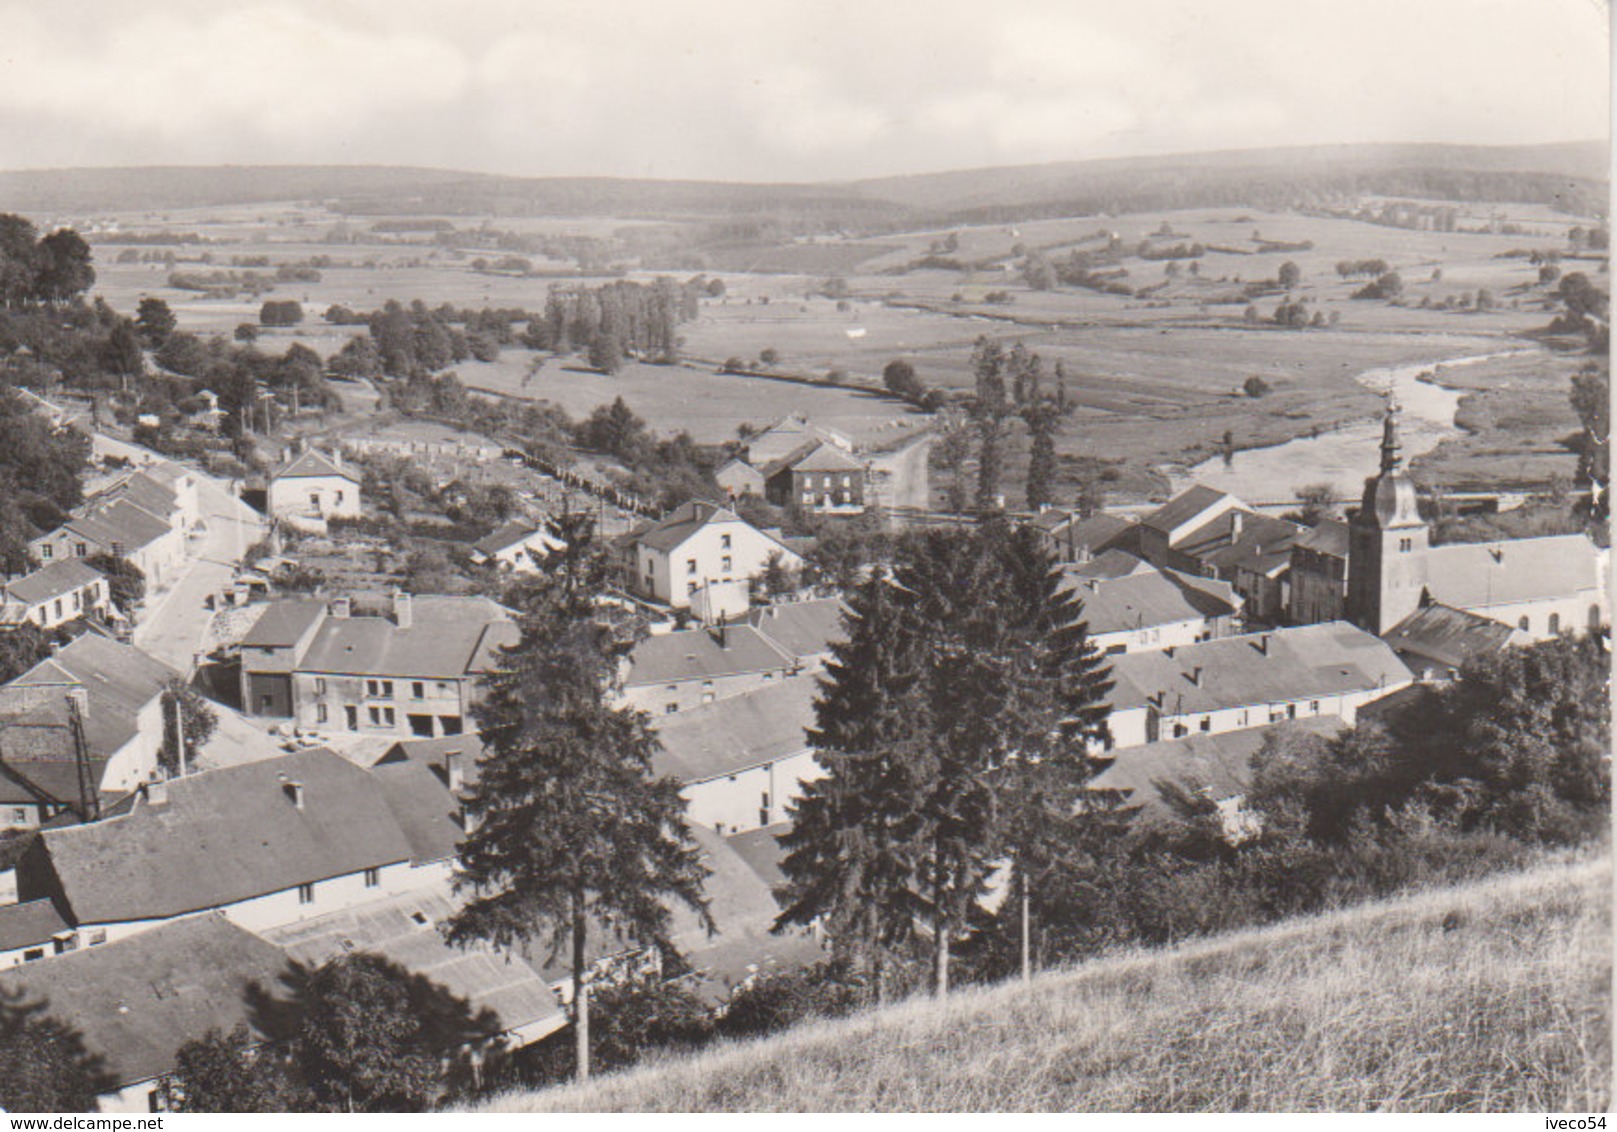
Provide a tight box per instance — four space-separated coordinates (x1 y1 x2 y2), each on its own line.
315 704 328 724
9 807 26 824
380 680 393 698
1286 703 1297 719
315 678 327 695
1518 616 1530 632
368 706 381 725
665 703 679 714
412 681 425 699
1548 613 1561 635
86 928 106 946
22 948 43 963
309 491 321 507
298 883 315 905
364 867 380 888
1592 605 1604 630
1309 700 1320 714
71 591 81 611
842 475 852 487
687 558 698 575
366 679 378 696
687 581 698 595
1172 723 1188 739
759 808 770 827
39 544 51 560
720 533 732 549
74 542 87 557
1399 537 1413 553
721 555 733 572
383 707 396 726
335 490 345 505
760 791 770 809
1199 717 1211 732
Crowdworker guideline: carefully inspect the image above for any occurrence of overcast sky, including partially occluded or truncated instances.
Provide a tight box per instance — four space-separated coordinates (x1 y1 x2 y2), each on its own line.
0 0 1608 181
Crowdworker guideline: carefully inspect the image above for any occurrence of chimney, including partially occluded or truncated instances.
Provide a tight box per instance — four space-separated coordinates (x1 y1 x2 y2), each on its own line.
331 447 343 469
142 776 169 807
443 750 465 793
1257 633 1271 656
330 596 352 619
717 619 728 649
393 590 413 630
1230 511 1244 542
1190 665 1203 687
282 779 305 809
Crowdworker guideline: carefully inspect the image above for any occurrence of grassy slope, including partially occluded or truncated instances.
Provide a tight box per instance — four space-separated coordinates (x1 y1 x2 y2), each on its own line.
482 855 1610 1113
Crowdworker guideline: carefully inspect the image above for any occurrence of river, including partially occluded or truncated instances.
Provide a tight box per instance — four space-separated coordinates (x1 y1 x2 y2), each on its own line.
1168 349 1535 503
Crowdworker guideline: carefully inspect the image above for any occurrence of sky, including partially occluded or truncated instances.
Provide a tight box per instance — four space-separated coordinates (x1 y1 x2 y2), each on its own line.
0 0 1608 182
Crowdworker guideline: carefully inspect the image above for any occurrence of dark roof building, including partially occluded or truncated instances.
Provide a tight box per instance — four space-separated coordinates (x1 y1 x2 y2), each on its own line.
271 448 357 483
0 896 71 957
6 634 177 759
1382 602 1527 676
651 675 818 783
745 597 848 663
625 625 795 689
2 559 106 608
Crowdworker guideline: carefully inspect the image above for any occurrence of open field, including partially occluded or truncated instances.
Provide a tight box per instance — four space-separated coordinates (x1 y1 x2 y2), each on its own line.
59 190 1605 505
479 854 1610 1113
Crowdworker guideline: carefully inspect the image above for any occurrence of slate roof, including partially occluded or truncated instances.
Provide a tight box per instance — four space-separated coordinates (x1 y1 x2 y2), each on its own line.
1423 535 1604 611
296 596 512 679
1089 717 1347 816
89 471 178 520
272 448 357 483
1295 518 1351 557
746 597 849 661
789 441 864 474
1035 511 1138 553
1383 603 1526 670
0 896 70 952
1141 486 1237 536
239 598 327 650
59 499 172 554
1063 565 1240 635
1107 621 1413 715
0 914 291 1090
667 824 823 1006
369 756 466 866
7 634 178 757
1067 548 1152 580
471 521 545 557
651 675 819 782
0 690 105 808
625 625 795 688
32 747 416 925
3 559 105 607
634 500 742 554
258 888 564 1040
1176 510 1303 577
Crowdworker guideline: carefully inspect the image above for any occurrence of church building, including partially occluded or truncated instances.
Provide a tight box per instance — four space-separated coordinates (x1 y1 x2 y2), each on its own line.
1345 403 1606 643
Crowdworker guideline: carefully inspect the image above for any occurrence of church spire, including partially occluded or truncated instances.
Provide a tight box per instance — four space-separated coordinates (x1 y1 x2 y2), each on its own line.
1379 396 1402 474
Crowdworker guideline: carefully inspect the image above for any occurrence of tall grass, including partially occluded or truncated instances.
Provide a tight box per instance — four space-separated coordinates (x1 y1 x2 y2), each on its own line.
481 854 1610 1112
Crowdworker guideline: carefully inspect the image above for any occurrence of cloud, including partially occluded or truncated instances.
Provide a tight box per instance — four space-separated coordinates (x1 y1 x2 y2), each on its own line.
0 0 1606 179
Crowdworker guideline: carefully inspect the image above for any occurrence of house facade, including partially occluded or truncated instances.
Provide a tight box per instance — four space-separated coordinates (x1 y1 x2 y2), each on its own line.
624 501 804 610
1065 564 1242 656
0 559 111 629
266 448 361 527
30 498 183 590
621 623 798 714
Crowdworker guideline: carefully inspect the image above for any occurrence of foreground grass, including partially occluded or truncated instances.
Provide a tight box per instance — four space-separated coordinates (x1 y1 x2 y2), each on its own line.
482 855 1610 1112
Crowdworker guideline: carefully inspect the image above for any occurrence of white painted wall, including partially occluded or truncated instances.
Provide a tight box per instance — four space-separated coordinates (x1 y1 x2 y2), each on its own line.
680 749 825 834
267 473 361 521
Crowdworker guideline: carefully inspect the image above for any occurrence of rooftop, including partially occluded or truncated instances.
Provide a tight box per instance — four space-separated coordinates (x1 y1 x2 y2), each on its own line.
651 675 819 782
0 913 291 1089
1062 564 1239 636
788 441 865 474
1176 509 1303 577
1383 602 1527 670
1067 548 1152 581
1089 717 1347 817
634 500 744 555
1424 534 1604 611
1295 518 1352 557
7 634 178 758
471 521 547 557
1107 621 1413 716
1140 486 1238 537
239 598 327 651
745 597 849 661
258 887 563 1041
3 559 105 607
60 498 172 555
272 448 357 483
31 747 417 925
0 896 70 952
295 596 513 680
625 625 795 688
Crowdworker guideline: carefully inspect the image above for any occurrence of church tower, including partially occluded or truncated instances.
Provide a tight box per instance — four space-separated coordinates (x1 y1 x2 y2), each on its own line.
1346 400 1431 634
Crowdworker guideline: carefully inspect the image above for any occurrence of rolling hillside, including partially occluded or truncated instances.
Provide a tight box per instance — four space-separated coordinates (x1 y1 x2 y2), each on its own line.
0 140 1606 222
480 855 1610 1113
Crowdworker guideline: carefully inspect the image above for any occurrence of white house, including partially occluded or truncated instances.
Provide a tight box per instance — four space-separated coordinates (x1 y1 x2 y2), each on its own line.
652 674 825 835
1103 621 1414 750
0 559 111 629
621 622 797 714
469 521 561 572
266 448 361 528
30 498 183 589
1062 562 1241 656
622 500 804 610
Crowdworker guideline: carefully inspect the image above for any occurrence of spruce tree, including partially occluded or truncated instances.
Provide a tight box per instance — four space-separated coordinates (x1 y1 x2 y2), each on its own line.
1024 400 1060 512
774 568 932 1002
448 511 712 1082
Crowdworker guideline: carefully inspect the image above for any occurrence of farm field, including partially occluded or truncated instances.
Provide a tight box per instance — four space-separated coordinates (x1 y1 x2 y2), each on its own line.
66 192 1605 507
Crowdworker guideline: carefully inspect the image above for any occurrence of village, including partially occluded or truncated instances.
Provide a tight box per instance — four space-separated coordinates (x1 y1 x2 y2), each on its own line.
0 358 1605 1109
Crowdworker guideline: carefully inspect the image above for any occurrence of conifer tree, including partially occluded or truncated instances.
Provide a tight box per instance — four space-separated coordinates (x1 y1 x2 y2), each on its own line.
448 511 712 1082
775 569 931 1002
1023 400 1060 512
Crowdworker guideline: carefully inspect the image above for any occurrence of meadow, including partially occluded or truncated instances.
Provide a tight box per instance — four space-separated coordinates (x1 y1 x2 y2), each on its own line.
479 854 1611 1113
77 194 1602 504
